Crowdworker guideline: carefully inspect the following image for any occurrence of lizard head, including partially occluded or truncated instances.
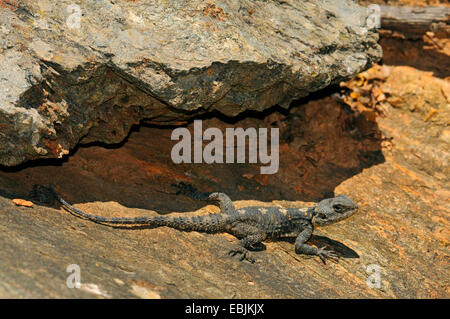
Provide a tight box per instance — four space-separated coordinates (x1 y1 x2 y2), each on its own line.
312 195 358 226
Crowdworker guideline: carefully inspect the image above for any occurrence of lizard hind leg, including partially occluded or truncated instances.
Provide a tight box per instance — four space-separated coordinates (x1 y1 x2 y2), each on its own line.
228 225 267 263
172 182 236 214
229 235 266 264
207 192 235 215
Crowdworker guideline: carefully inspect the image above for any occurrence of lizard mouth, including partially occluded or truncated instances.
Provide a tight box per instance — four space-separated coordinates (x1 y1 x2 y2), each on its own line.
334 207 358 224
348 207 358 217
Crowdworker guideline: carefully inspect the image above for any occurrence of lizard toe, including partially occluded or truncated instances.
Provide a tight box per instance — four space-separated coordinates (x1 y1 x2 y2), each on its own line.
228 247 255 264
318 247 340 263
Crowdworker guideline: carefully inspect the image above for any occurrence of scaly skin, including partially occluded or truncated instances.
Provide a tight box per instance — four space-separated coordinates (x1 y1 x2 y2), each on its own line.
38 183 358 263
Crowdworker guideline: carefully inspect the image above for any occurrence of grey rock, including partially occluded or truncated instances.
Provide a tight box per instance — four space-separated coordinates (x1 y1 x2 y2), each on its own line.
0 0 381 166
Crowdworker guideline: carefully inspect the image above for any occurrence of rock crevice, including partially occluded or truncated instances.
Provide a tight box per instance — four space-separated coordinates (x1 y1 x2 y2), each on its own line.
0 0 381 166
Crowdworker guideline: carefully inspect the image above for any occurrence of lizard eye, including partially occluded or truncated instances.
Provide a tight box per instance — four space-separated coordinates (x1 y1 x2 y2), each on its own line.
333 204 344 213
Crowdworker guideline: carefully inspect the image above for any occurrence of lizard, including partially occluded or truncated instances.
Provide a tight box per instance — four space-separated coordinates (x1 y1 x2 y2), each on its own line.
35 183 358 264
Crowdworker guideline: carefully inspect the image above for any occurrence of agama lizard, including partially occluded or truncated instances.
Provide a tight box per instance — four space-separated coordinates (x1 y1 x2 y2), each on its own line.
38 183 358 263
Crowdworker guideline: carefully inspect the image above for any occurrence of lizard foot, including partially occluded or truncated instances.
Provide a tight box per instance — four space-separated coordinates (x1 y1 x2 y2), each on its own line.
317 247 339 264
228 247 255 264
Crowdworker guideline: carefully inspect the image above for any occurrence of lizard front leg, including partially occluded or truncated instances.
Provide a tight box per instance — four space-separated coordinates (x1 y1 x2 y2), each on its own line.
295 226 339 263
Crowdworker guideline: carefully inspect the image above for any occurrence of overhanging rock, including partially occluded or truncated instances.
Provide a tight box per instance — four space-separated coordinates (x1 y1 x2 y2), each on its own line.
0 0 382 166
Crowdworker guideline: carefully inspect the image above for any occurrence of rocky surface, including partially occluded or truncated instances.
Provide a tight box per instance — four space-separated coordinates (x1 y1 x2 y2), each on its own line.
0 64 448 298
0 0 382 166
359 0 449 6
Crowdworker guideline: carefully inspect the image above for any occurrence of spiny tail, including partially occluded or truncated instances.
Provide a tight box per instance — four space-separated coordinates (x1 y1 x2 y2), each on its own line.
50 187 228 232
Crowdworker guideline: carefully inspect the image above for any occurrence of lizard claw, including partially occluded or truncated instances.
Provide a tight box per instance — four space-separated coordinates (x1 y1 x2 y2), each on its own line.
228 247 255 264
317 246 339 264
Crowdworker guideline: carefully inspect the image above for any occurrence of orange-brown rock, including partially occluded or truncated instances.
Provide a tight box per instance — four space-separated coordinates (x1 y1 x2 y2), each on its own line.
0 65 447 298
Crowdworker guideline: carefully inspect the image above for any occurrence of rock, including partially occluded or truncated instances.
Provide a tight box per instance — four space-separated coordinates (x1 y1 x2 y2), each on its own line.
12 198 33 207
0 0 381 166
0 65 447 298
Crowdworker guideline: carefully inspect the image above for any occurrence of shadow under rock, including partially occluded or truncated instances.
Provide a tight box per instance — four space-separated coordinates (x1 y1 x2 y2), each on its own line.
0 86 385 214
